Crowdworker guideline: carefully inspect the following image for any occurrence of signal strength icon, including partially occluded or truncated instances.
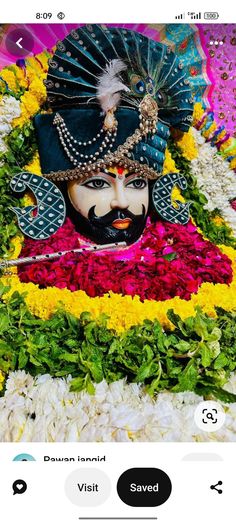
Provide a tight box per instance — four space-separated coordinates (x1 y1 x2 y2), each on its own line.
188 11 202 19
175 13 185 19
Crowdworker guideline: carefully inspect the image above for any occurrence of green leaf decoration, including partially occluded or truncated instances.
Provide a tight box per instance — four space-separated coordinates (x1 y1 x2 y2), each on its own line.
1 290 236 402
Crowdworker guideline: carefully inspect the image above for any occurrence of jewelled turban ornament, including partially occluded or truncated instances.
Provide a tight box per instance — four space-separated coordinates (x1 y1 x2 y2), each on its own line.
10 24 194 243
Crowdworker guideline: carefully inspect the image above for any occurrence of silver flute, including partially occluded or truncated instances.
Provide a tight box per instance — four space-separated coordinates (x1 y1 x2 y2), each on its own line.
0 241 127 270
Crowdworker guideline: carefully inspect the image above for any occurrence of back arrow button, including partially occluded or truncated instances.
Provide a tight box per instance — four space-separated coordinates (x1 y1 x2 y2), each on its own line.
5 29 34 57
16 37 23 49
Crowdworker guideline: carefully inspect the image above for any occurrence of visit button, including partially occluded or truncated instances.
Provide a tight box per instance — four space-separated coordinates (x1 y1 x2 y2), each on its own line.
117 468 172 507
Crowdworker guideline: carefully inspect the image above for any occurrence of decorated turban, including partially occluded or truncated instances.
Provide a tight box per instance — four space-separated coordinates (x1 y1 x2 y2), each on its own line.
34 24 194 182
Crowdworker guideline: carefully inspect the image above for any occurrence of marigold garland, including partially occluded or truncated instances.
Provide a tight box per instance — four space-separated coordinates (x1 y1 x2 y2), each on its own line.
171 128 198 161
163 147 179 173
1 243 235 333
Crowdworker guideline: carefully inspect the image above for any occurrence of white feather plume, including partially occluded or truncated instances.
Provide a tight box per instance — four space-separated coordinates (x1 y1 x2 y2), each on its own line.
97 59 130 113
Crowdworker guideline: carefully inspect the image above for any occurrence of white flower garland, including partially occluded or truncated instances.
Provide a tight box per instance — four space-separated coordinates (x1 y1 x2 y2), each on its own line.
0 95 21 155
1 371 236 442
190 128 236 234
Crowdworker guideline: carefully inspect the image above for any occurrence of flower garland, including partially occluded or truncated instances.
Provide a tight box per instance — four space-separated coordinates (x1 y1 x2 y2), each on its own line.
168 134 236 249
190 128 236 235
0 95 21 155
171 127 198 161
1 371 236 442
17 217 232 300
1 243 236 333
193 102 236 171
0 52 49 127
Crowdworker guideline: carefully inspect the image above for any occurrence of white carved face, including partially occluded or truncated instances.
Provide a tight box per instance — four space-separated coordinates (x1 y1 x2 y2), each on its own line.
68 167 148 228
67 166 149 244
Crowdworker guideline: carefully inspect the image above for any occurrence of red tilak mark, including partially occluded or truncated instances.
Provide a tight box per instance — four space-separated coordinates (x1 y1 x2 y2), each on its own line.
117 167 125 175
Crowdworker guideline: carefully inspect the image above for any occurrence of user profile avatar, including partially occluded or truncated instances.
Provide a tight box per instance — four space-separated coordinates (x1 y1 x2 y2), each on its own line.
13 453 36 461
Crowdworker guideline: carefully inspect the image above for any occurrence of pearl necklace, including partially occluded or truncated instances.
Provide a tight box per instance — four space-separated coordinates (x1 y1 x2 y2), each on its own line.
53 113 117 167
49 95 159 180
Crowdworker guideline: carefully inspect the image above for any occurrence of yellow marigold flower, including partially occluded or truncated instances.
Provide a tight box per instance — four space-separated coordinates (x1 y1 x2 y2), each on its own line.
230 157 236 170
14 67 28 89
0 371 5 392
36 51 51 71
163 148 179 174
12 114 26 128
192 102 205 126
29 77 47 105
21 91 40 114
26 68 41 85
10 235 24 259
13 91 40 127
23 153 42 206
0 69 17 92
172 186 185 204
212 216 225 226
174 129 198 161
26 52 51 75
220 245 236 270
24 151 42 175
22 192 36 206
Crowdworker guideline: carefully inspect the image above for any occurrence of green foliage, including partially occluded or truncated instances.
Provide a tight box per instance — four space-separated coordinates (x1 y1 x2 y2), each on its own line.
168 137 236 248
0 122 37 257
0 285 236 402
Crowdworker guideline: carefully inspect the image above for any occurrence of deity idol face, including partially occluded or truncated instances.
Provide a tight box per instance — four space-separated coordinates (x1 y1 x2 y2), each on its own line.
67 167 149 244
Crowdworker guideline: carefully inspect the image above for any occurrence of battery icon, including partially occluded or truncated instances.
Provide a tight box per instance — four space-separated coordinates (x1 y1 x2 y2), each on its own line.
204 12 219 19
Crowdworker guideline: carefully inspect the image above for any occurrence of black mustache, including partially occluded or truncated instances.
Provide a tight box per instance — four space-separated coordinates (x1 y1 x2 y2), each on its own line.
88 205 146 227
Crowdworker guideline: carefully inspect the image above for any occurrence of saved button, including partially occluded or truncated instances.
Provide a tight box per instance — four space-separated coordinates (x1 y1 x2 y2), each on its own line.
117 468 172 507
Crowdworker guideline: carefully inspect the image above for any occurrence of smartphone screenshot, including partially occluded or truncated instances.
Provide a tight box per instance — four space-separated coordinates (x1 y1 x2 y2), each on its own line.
0 1 235 522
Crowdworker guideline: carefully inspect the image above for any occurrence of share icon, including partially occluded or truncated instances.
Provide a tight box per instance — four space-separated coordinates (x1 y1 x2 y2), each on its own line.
210 481 223 494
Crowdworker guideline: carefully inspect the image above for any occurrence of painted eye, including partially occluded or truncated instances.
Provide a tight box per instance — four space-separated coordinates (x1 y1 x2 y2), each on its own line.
126 178 147 189
145 76 155 95
83 178 110 189
157 90 169 106
130 74 146 96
